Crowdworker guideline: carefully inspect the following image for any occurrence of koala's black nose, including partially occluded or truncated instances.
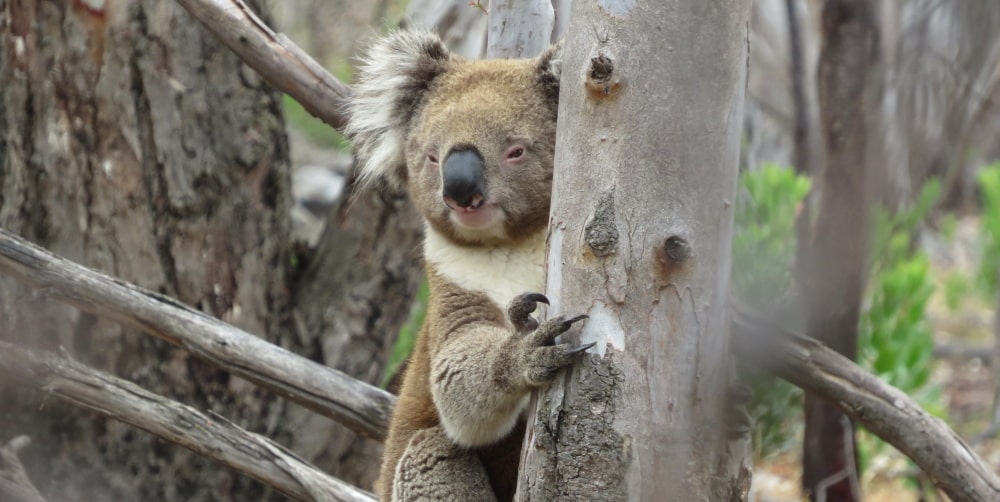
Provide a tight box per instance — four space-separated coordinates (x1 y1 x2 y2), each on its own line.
442 148 486 209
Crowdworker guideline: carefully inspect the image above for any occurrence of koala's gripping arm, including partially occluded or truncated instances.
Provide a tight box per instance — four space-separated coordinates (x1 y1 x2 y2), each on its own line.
429 293 592 448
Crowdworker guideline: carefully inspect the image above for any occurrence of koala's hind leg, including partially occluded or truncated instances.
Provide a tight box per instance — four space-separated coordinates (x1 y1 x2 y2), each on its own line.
391 426 497 502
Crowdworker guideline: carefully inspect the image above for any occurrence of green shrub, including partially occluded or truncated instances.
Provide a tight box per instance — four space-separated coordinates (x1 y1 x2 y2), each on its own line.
978 164 1000 298
735 168 945 465
857 181 945 479
733 164 812 302
732 164 811 458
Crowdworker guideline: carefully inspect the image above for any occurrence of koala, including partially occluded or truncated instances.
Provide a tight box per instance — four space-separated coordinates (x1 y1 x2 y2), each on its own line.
346 30 593 501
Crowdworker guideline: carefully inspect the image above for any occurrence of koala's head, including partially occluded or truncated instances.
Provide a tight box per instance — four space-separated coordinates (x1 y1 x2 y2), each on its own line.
346 30 561 246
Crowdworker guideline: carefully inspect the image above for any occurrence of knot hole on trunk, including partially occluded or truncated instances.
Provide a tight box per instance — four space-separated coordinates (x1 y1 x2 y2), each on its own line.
585 54 623 98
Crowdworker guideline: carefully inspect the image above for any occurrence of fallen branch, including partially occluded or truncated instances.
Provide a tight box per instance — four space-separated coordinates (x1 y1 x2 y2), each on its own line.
0 342 375 502
0 228 393 441
0 436 47 502
174 0 352 129
732 298 1000 502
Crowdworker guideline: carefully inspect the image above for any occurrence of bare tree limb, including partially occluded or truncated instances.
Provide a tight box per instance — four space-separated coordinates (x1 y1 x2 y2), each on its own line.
174 0 352 129
0 228 394 441
0 342 374 502
3 197 997 500
732 298 1000 502
0 437 47 502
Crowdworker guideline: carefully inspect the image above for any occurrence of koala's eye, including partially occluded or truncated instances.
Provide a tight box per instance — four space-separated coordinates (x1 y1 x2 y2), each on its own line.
505 146 526 160
426 153 439 165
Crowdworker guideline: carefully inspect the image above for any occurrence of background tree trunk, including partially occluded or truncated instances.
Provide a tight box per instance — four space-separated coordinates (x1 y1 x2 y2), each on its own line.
799 1 877 500
0 1 421 499
486 0 554 59
516 0 752 499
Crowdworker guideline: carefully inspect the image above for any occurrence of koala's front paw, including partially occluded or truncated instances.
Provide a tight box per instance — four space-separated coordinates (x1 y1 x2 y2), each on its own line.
519 312 594 386
508 292 549 333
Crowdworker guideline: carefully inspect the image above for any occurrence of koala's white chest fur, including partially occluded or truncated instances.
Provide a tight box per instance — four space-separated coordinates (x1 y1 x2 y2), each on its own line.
424 227 546 312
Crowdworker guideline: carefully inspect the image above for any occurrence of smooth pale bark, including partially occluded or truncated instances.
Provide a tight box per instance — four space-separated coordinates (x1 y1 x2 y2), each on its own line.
486 0 554 58
517 1 752 500
404 0 488 59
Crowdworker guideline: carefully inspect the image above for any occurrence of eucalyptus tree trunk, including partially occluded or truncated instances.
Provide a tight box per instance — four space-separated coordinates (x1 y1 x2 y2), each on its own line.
516 1 752 499
0 3 291 498
486 0 554 59
798 2 877 501
0 1 420 498
403 0 488 59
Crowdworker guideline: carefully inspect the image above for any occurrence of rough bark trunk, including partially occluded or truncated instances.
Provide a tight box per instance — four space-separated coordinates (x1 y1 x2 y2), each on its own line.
799 1 877 500
0 1 421 498
0 2 290 499
516 0 752 500
288 187 423 487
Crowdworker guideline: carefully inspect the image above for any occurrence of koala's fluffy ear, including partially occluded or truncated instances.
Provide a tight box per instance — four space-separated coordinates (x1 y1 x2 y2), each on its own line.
535 41 563 103
347 30 451 189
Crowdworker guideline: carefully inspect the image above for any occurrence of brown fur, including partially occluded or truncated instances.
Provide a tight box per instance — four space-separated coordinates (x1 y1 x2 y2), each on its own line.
347 30 584 501
404 57 559 247
378 268 516 500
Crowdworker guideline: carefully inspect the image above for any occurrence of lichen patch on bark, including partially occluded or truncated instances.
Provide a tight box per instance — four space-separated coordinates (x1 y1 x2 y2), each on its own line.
584 190 619 258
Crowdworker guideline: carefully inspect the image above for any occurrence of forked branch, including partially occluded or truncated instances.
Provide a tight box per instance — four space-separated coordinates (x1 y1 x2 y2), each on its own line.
174 0 352 129
0 228 394 441
0 342 375 502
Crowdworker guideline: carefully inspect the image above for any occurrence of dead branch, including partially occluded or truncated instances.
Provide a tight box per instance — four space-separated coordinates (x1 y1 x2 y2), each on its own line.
732 298 1000 502
0 228 393 441
7 217 998 500
0 342 375 502
0 436 47 502
174 0 352 129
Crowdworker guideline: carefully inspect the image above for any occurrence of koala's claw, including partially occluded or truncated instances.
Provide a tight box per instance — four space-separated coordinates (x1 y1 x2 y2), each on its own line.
518 313 592 386
523 341 594 385
522 292 551 305
561 314 589 331
566 341 597 355
508 292 550 333
528 314 589 347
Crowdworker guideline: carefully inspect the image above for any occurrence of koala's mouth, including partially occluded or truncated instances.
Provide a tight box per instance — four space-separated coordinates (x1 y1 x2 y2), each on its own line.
446 200 503 230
